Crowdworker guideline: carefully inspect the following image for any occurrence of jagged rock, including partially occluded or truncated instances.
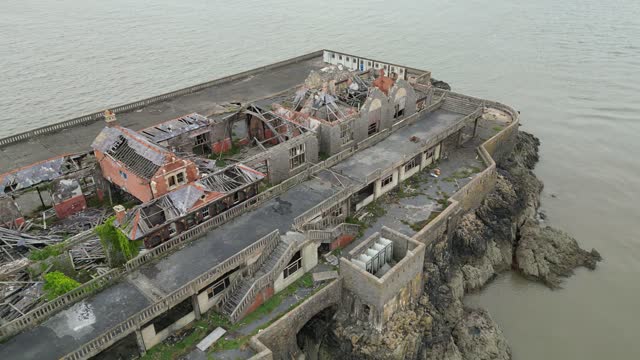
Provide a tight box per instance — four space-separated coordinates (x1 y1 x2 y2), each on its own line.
424 336 462 360
430 78 451 91
297 131 600 360
515 220 602 288
452 309 511 360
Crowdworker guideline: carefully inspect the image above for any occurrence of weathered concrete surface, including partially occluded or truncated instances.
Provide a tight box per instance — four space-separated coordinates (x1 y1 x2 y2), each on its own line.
0 94 475 360
139 174 339 293
0 282 150 360
255 279 342 359
0 57 325 173
297 131 600 360
332 109 463 180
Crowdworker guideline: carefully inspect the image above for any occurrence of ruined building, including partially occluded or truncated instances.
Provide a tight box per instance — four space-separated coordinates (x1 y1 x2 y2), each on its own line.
91 115 200 203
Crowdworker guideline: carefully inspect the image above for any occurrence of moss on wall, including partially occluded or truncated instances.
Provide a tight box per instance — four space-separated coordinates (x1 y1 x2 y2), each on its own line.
96 216 140 267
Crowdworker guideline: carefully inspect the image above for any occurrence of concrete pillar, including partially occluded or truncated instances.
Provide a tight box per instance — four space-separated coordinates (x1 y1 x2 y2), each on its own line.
135 329 147 356
457 130 463 147
473 118 479 138
192 294 202 320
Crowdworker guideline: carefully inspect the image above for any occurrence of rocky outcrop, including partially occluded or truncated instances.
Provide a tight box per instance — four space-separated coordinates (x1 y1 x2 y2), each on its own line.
452 309 511 360
430 78 451 91
296 131 601 360
515 220 602 288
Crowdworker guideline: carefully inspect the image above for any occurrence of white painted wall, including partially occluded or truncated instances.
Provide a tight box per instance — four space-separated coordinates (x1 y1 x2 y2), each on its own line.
273 242 318 293
141 312 196 349
374 170 399 198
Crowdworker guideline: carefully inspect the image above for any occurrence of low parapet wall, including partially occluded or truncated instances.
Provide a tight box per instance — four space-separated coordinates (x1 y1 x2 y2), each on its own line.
249 279 342 360
413 93 520 247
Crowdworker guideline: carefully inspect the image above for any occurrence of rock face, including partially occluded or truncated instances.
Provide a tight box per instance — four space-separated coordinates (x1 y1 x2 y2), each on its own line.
430 78 452 91
515 220 602 288
452 309 511 360
296 131 601 360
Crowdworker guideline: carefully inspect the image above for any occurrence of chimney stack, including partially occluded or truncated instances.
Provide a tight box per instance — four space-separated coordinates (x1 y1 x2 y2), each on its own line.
104 110 118 128
113 205 126 224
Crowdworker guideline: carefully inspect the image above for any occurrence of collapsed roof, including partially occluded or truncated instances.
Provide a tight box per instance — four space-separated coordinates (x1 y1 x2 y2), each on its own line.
92 126 172 180
0 153 92 194
119 164 265 240
139 113 212 144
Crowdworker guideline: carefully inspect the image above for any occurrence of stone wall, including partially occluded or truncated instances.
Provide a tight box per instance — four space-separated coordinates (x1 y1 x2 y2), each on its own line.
251 279 342 360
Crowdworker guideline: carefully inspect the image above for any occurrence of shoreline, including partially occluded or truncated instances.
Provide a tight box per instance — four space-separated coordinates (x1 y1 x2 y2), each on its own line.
295 130 602 359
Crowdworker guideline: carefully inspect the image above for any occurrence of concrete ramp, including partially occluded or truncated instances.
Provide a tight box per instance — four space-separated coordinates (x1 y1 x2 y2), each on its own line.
196 327 226 352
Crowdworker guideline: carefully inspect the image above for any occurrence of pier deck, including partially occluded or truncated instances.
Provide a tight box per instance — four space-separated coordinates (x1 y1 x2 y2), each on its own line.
0 56 324 174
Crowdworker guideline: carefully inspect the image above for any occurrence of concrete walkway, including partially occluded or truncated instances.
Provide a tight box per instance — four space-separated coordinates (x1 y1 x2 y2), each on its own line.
0 107 470 360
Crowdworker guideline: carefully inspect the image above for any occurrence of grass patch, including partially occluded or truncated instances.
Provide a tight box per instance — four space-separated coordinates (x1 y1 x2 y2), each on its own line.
401 211 442 232
258 182 273 193
43 271 80 300
143 273 320 359
364 200 386 219
29 243 64 261
492 125 504 132
451 166 482 179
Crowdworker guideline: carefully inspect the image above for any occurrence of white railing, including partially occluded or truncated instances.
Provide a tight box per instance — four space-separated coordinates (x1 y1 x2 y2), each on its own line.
228 240 296 323
61 229 280 360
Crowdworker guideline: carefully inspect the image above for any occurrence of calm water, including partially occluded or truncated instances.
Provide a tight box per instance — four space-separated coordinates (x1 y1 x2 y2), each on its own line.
1 0 639 358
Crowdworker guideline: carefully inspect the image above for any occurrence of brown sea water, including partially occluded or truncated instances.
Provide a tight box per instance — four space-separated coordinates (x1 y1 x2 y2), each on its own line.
1 0 639 358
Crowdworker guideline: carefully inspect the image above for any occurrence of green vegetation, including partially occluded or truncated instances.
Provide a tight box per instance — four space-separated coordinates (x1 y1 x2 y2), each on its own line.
318 151 330 161
392 183 425 198
364 200 386 219
142 274 318 359
43 271 80 300
258 182 273 193
492 125 504 132
401 211 442 232
96 216 140 263
29 243 64 261
451 166 482 179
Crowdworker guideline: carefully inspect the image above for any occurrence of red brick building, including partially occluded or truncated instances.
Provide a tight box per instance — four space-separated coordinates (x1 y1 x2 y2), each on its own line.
92 123 199 203
51 178 87 219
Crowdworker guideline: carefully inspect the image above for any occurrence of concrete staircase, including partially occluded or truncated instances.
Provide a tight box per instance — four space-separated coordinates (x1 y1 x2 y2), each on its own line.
221 240 290 318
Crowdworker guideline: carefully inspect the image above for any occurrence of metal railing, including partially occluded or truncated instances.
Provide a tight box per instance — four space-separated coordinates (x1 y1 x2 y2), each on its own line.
228 239 296 323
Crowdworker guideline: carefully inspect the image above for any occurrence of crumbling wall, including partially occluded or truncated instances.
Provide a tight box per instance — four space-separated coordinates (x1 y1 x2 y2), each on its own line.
389 79 418 119
265 135 318 185
254 279 342 359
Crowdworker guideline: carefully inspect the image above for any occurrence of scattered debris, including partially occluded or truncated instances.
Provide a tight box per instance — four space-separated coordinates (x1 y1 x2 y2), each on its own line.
69 237 106 272
324 254 339 267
